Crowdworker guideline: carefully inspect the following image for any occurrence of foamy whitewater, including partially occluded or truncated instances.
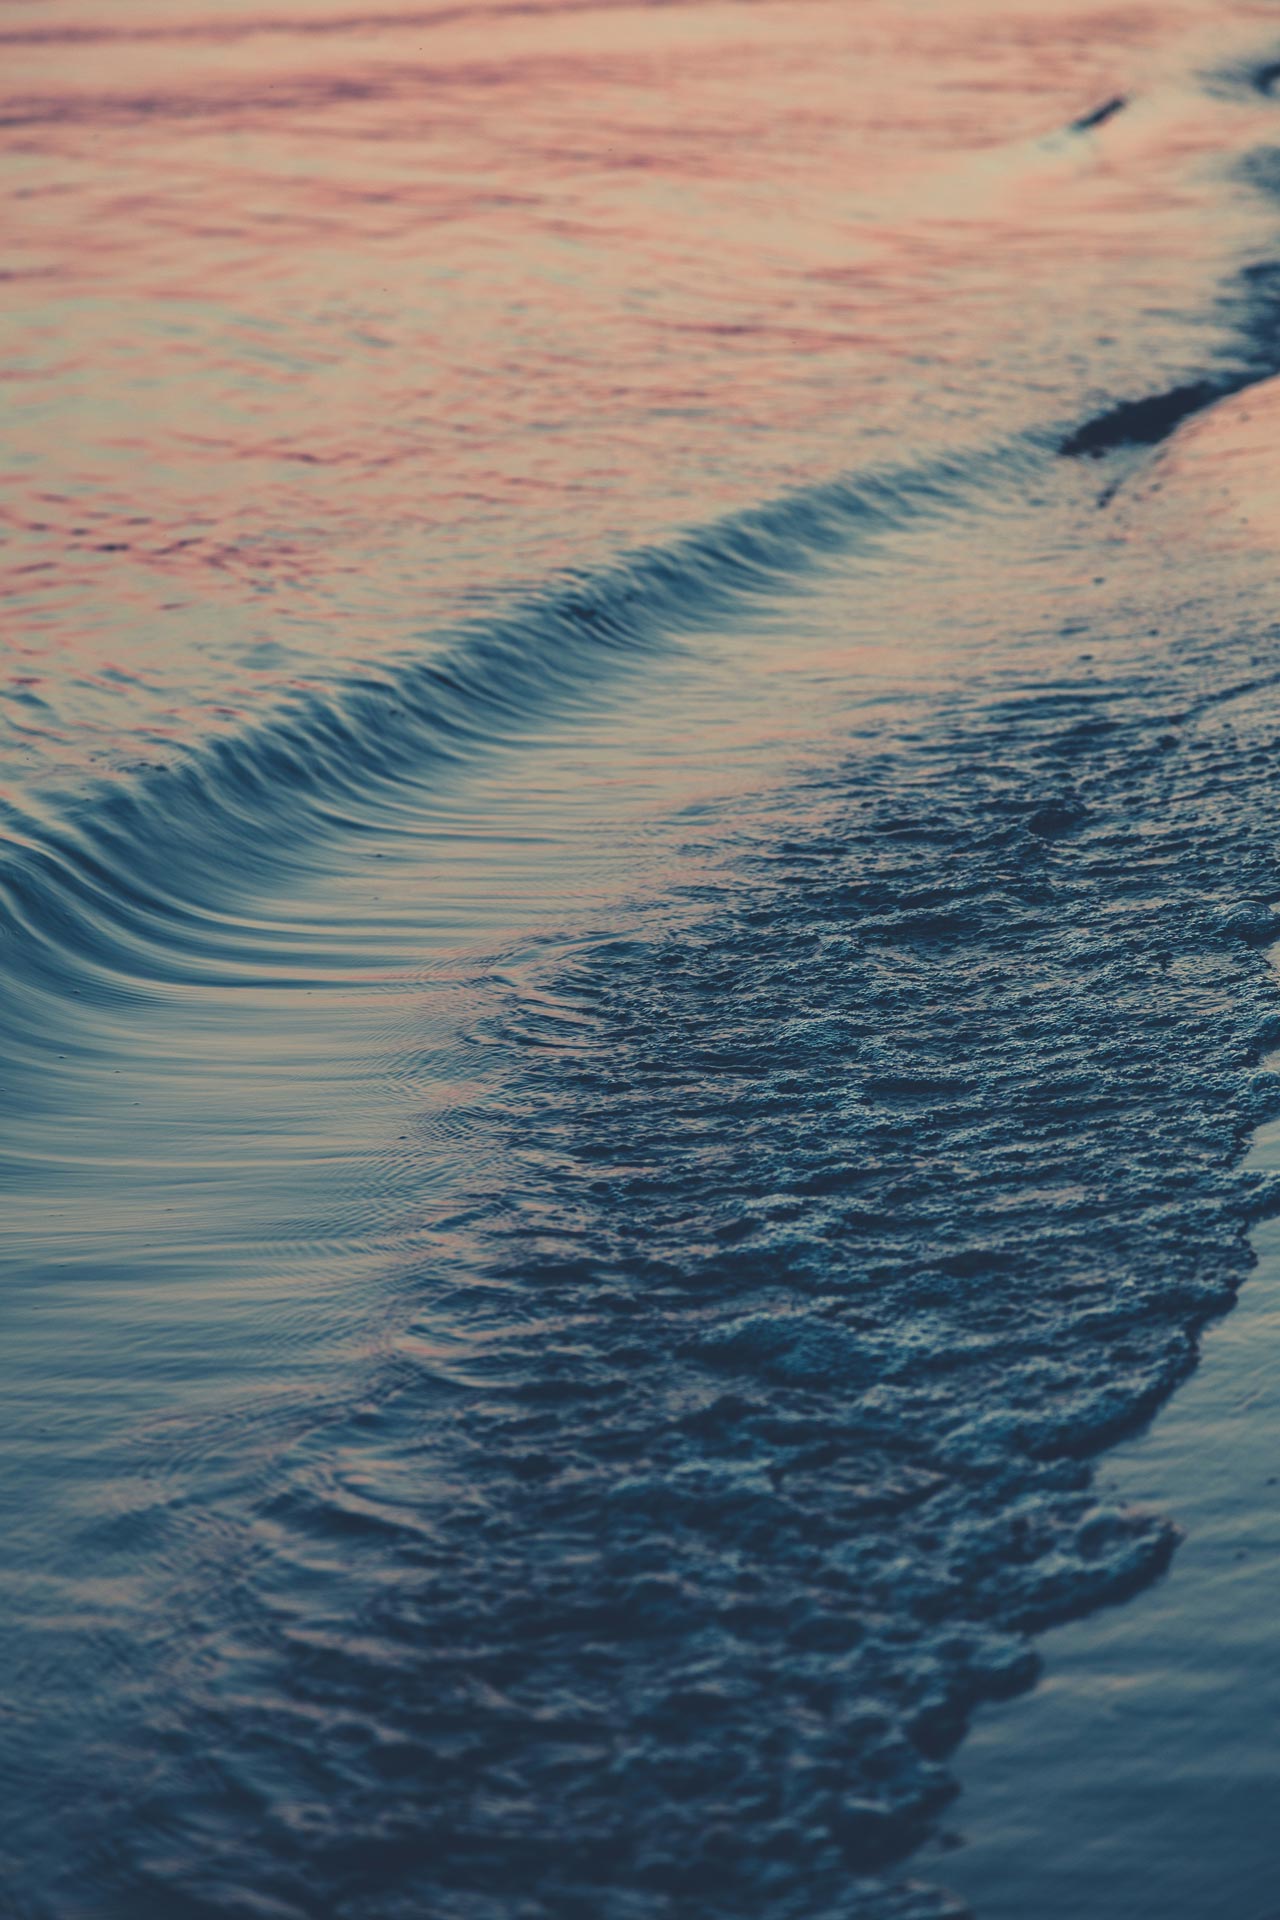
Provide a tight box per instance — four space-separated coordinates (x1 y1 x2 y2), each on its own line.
7 4 1280 1915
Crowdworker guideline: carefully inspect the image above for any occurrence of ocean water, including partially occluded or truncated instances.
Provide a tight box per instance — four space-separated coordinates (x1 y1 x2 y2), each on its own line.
943 1073 1280 1917
7 3 1280 1915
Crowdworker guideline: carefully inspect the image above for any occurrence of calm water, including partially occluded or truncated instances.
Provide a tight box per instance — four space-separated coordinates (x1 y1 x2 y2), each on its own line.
7 3 1280 1915
943 1080 1280 1918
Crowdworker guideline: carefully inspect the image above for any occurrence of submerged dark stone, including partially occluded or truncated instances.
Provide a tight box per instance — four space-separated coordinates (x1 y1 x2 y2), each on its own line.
1059 379 1235 457
1070 95 1128 132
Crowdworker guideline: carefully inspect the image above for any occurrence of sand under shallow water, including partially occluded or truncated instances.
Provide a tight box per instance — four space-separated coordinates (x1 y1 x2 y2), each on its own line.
8 6 1280 1918
938 379 1280 1920
944 1124 1280 1919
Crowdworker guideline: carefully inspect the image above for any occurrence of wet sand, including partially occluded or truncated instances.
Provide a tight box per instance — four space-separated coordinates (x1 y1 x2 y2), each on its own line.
945 382 1280 1920
943 1068 1280 1919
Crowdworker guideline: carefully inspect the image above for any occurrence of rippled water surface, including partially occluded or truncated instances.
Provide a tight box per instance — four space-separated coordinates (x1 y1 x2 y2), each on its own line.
8 0 1280 786
8 3 1280 1916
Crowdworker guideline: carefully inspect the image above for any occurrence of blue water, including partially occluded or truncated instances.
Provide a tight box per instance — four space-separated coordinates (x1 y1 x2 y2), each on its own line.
9 5 1280 1916
944 1116 1280 1917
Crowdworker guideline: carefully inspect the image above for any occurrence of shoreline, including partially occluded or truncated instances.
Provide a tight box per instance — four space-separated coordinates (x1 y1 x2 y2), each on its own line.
936 990 1280 1918
935 376 1280 1920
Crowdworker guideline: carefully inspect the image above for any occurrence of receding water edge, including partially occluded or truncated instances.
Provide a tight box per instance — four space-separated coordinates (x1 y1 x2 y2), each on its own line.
941 967 1280 1920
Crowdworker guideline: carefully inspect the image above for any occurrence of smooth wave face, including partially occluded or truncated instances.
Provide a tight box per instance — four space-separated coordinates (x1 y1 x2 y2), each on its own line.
9 4 1280 1918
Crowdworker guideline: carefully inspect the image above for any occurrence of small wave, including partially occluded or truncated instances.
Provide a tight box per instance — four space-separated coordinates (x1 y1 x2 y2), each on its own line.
0 436 1036 1054
1056 240 1280 463
1060 378 1235 457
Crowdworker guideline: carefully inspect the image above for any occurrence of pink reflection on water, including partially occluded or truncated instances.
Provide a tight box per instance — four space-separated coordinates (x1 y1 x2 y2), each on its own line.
2 0 1278 780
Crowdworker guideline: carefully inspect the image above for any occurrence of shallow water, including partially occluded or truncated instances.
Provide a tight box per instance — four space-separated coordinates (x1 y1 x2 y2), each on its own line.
8 4 1280 1917
941 1039 1280 1920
